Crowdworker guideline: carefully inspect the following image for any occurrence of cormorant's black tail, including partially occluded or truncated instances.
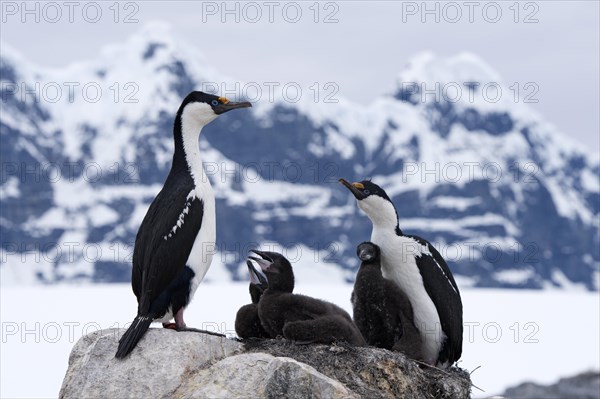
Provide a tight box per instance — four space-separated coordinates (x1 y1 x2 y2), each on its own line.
115 315 153 359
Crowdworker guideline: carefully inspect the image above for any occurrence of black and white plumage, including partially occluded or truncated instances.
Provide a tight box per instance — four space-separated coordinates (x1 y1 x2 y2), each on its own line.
340 179 463 368
251 250 366 346
115 92 251 359
235 261 270 339
352 242 422 361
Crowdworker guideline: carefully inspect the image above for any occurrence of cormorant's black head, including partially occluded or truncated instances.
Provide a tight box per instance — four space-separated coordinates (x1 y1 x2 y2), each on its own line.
246 260 268 303
177 91 252 135
339 178 399 230
338 179 392 202
357 242 380 263
248 250 294 293
182 91 252 115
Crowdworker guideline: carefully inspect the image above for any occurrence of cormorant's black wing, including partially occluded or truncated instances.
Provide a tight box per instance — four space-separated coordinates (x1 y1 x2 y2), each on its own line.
407 234 463 365
132 177 204 315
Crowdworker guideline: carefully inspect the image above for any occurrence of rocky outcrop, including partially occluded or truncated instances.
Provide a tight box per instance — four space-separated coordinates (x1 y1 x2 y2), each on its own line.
499 371 600 399
59 329 471 399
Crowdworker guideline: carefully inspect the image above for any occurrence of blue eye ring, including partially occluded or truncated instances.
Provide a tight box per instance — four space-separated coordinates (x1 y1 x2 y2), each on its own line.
364 190 370 195
211 100 219 106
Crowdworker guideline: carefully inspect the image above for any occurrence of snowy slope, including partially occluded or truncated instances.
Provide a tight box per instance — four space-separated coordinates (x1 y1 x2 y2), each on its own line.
1 22 599 289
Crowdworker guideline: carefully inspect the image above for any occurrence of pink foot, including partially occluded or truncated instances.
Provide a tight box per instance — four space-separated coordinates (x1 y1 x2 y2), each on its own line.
162 322 177 330
175 308 186 330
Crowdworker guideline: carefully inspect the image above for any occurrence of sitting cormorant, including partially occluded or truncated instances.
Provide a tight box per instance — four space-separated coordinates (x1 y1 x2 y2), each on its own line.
250 250 365 346
352 241 422 360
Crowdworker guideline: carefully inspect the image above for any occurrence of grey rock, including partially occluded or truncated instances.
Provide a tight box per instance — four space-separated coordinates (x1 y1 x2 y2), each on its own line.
59 329 472 399
175 353 357 399
244 338 471 399
59 328 242 399
499 370 600 399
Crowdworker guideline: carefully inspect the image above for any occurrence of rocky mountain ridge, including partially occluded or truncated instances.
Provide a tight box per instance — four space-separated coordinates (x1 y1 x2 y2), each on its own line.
1 23 598 289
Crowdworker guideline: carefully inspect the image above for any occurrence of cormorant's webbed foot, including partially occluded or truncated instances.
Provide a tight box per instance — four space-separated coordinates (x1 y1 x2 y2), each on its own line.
162 322 177 329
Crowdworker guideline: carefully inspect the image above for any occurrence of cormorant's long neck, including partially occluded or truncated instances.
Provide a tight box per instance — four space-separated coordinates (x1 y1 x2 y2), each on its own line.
171 111 208 188
249 285 262 304
285 277 295 293
362 199 402 235
171 114 188 174
356 262 382 280
265 274 294 294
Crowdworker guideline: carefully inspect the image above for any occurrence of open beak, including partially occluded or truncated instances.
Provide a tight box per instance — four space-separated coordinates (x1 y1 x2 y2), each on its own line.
338 178 367 200
249 250 273 272
247 260 268 286
213 101 252 115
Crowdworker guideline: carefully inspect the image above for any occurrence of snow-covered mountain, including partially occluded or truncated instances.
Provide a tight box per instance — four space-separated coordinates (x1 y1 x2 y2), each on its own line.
1 23 598 289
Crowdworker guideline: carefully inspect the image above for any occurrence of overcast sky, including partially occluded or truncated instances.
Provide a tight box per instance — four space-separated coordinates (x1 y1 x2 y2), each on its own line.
1 1 599 152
